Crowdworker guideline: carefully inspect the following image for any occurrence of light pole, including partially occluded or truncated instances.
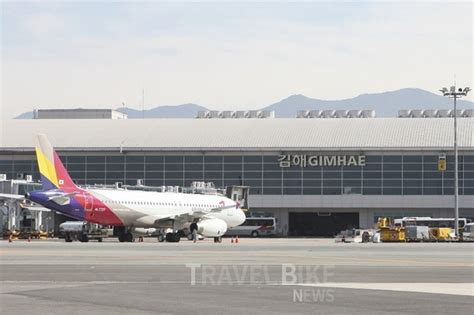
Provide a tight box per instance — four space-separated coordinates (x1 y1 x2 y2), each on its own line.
439 86 470 238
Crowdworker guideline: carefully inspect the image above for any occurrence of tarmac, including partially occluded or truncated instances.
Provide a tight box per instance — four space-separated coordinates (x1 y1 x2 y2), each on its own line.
1 238 473 314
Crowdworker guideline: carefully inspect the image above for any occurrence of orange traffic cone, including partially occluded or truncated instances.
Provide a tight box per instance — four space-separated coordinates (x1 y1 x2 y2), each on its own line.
235 236 239 244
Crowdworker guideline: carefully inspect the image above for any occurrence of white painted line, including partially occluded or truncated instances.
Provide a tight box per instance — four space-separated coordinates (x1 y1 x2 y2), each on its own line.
289 282 474 297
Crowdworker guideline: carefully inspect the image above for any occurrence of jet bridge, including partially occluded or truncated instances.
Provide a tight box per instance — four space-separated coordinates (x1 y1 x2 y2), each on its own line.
226 185 249 210
0 176 57 236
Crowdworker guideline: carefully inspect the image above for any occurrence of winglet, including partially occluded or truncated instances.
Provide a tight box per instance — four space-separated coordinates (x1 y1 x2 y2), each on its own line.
35 134 77 190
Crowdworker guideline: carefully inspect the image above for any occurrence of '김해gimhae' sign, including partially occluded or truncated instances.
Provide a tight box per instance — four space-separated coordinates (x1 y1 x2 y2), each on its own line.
278 154 366 168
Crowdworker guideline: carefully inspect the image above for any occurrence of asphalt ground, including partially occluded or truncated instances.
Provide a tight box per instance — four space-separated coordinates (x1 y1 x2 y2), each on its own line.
1 238 473 314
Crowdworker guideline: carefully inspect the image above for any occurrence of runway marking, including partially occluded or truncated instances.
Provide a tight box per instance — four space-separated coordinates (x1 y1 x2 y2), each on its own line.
3 253 471 267
3 281 473 297
0 282 89 294
289 282 474 297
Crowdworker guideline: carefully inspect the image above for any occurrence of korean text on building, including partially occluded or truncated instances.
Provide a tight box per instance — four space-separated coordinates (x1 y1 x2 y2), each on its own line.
278 155 366 168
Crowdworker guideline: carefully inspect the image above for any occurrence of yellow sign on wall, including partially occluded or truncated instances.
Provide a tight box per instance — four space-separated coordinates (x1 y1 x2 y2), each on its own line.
438 159 446 172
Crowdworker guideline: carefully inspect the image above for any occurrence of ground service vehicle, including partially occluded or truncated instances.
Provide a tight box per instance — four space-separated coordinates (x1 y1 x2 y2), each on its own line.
226 217 276 237
335 229 373 243
462 223 474 241
59 221 108 242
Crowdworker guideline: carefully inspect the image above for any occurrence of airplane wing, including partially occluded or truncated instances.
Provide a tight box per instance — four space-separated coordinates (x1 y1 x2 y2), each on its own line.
137 212 200 226
136 214 173 226
136 204 238 226
0 193 25 200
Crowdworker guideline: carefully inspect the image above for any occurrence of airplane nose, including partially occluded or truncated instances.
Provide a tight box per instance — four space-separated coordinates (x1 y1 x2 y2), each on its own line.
236 209 246 226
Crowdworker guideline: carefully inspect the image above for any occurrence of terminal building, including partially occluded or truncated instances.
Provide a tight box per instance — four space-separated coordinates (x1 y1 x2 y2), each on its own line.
1 111 473 236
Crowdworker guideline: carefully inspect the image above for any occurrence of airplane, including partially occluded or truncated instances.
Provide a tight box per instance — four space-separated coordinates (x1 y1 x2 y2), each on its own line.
2 134 246 243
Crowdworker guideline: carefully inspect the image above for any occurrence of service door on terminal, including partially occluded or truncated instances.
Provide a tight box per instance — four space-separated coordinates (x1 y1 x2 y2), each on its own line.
288 212 359 237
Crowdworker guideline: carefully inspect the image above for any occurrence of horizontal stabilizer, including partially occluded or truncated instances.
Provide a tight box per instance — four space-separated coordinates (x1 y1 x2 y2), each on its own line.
48 192 79 205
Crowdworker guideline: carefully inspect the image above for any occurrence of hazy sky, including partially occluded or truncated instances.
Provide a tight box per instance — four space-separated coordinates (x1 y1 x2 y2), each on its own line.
1 0 473 118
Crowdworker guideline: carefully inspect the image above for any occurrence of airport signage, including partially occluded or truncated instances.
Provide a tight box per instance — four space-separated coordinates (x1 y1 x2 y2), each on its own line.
438 154 446 172
278 154 366 168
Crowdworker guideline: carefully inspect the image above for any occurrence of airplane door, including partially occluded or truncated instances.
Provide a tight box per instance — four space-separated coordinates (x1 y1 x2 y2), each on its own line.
84 193 93 211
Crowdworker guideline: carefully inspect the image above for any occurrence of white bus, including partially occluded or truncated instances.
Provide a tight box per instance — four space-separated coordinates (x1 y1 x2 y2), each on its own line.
394 217 469 229
226 217 277 237
462 223 474 241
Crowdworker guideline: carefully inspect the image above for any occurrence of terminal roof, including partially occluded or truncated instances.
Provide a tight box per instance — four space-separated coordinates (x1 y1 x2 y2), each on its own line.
1 118 473 151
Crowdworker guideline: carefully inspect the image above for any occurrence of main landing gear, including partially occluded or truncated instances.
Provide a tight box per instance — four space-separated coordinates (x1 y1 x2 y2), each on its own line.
114 226 135 242
157 230 181 243
118 232 134 242
158 221 182 243
165 232 181 243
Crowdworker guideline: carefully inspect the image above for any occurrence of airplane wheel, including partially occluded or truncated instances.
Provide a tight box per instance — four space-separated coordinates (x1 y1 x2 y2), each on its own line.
125 232 134 242
173 233 181 242
362 232 370 243
166 232 181 242
214 237 222 243
79 234 89 242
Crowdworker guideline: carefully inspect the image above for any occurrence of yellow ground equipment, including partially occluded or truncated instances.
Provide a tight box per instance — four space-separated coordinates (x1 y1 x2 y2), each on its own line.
380 228 406 242
377 217 406 242
377 217 391 228
2 230 20 240
38 231 49 239
429 228 454 241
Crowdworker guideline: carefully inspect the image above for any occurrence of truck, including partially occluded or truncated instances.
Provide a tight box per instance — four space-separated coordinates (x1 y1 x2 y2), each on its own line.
335 229 374 243
59 221 109 242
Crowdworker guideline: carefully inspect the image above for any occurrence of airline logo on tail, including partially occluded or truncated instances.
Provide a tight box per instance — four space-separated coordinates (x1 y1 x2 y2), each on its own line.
35 134 76 191
29 134 123 225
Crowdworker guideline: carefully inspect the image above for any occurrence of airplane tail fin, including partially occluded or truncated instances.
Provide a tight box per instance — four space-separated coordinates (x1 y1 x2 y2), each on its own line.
35 134 78 190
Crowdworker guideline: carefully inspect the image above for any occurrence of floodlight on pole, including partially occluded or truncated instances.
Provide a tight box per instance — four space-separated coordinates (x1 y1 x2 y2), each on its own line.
440 85 470 238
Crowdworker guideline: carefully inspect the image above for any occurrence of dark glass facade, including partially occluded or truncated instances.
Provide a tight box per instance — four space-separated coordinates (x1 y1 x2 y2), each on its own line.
0 153 473 195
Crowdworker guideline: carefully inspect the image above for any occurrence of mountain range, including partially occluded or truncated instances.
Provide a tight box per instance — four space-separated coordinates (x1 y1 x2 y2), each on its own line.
14 88 473 119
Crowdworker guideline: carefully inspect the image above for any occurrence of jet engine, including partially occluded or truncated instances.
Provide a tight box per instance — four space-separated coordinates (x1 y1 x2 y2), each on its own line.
196 218 228 237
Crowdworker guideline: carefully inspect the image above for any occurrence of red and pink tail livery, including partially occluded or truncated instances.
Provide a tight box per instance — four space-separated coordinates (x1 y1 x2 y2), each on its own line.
35 134 78 191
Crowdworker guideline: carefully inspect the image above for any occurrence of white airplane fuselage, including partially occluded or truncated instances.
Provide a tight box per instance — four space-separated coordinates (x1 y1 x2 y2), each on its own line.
78 188 246 229
26 133 247 240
